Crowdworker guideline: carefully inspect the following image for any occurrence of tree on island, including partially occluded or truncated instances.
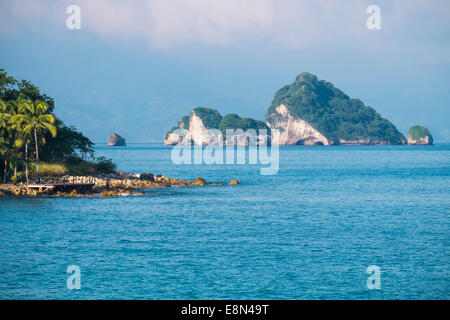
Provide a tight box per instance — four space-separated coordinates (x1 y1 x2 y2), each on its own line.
11 98 56 182
0 99 13 182
0 67 116 184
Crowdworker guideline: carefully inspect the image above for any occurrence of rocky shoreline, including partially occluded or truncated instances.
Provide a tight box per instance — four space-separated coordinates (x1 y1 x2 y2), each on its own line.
0 171 239 198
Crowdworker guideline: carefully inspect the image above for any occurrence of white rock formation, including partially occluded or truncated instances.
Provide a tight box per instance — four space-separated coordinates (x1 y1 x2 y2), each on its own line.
407 136 431 145
266 104 331 146
224 130 270 146
164 110 220 146
189 112 221 146
164 130 184 145
165 109 269 146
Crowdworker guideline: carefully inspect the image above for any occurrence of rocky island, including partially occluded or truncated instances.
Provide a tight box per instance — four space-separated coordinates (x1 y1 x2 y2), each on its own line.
407 125 433 145
266 72 406 145
108 132 126 146
164 107 269 146
165 72 407 146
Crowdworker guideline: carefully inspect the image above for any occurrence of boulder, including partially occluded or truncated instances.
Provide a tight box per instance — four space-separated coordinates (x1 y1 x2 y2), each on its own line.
139 172 155 181
175 179 190 186
192 177 208 186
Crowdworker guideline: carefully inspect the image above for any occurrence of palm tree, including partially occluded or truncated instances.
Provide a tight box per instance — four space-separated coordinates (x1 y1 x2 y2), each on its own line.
3 99 22 182
11 99 57 183
0 99 9 127
0 99 13 183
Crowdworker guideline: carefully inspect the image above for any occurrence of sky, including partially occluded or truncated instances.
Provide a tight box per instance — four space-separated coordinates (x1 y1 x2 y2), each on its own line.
0 0 449 142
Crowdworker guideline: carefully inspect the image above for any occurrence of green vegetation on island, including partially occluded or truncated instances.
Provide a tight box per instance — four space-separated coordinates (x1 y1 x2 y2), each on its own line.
179 115 190 129
266 72 405 144
407 125 433 145
0 68 116 184
192 107 223 129
408 125 432 140
165 107 269 142
166 73 407 146
219 114 269 135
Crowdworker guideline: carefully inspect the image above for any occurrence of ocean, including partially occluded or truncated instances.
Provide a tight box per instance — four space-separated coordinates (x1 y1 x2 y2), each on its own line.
0 143 449 299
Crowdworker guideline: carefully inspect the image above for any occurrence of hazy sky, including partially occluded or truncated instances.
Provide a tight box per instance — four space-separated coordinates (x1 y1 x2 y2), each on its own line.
1 0 449 142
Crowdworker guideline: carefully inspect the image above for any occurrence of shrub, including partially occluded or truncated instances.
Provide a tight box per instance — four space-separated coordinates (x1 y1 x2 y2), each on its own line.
95 157 117 174
38 163 68 177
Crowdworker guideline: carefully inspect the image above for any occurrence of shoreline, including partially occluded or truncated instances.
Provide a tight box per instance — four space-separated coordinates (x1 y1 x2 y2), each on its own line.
0 171 239 198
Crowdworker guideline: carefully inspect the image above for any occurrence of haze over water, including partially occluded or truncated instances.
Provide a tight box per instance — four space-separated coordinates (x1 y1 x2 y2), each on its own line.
0 144 449 299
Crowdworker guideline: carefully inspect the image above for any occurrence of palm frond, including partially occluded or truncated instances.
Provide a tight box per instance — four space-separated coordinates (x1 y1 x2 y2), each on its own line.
35 101 49 115
40 121 57 137
37 114 55 124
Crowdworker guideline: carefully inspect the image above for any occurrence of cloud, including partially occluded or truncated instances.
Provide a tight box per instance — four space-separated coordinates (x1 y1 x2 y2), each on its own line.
75 0 375 48
79 0 276 47
1 0 450 52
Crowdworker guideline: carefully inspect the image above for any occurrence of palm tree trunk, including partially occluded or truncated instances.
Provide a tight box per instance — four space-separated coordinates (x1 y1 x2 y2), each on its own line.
2 149 10 183
3 156 7 183
34 128 40 182
25 142 29 185
14 148 17 182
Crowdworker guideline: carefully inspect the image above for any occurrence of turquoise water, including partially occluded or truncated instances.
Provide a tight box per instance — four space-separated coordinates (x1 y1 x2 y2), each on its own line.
0 144 449 299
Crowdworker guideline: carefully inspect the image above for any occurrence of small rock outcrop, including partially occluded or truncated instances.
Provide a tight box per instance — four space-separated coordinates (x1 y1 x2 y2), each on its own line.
407 125 433 145
108 132 126 146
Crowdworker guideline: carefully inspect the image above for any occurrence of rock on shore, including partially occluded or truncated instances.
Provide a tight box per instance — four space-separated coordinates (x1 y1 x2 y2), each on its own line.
192 177 207 186
0 171 237 198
